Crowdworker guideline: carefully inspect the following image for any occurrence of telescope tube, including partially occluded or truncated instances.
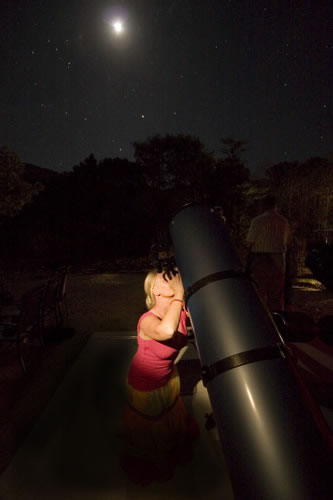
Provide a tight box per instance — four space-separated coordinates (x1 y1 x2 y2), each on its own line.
170 204 331 500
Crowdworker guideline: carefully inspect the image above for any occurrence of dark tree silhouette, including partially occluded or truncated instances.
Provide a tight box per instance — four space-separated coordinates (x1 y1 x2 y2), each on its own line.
134 133 215 200
3 133 329 276
133 134 217 250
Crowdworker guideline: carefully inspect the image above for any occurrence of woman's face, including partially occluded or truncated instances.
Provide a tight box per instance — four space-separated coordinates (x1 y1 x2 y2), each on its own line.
152 273 174 297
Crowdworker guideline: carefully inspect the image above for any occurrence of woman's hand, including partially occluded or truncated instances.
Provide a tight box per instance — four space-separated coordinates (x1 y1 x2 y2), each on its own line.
164 271 184 299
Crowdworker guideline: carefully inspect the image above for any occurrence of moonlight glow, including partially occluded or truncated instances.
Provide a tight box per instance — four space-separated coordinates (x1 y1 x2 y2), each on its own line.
111 19 124 34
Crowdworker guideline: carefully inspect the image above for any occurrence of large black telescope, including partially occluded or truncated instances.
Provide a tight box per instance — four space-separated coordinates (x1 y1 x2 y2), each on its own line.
170 204 331 500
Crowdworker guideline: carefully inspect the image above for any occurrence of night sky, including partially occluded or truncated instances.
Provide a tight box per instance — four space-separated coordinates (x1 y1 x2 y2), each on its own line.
1 0 331 173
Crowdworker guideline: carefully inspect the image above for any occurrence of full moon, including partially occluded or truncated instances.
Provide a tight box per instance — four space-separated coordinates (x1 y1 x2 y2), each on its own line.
111 19 124 35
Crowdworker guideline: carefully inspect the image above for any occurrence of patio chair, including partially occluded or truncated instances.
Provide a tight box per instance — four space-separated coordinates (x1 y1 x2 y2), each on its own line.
55 266 70 326
41 275 60 330
41 266 70 331
0 284 45 374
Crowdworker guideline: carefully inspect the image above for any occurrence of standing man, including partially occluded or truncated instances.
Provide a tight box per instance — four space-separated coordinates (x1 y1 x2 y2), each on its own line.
246 195 291 311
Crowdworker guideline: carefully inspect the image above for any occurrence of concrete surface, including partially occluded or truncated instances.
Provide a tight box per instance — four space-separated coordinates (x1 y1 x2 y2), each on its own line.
0 332 234 500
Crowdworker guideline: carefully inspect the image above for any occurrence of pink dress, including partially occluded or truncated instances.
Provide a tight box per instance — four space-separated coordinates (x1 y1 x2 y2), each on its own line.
127 309 188 391
119 308 199 485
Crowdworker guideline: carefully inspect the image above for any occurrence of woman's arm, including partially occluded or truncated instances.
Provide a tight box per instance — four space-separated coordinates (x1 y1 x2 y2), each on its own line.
141 300 184 341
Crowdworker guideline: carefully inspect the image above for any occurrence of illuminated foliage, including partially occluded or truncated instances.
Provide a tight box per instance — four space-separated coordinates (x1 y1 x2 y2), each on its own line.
0 146 43 218
266 157 333 233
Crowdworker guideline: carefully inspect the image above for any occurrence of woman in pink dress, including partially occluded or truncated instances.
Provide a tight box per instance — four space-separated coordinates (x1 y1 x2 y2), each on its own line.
119 269 199 485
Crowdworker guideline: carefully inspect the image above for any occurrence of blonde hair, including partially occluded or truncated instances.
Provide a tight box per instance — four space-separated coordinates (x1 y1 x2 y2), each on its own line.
144 269 158 310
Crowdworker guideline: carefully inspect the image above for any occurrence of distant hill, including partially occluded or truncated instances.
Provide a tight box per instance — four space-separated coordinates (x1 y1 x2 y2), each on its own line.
23 163 61 185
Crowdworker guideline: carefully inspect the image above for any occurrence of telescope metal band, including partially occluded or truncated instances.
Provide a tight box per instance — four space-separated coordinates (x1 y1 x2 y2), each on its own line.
201 344 286 387
184 270 247 306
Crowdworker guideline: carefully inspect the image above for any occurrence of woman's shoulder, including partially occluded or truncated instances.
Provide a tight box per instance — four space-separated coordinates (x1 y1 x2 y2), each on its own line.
137 311 160 335
138 310 160 323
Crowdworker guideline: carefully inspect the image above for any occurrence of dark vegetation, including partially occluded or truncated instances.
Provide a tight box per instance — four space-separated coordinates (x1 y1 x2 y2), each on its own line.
0 137 332 276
